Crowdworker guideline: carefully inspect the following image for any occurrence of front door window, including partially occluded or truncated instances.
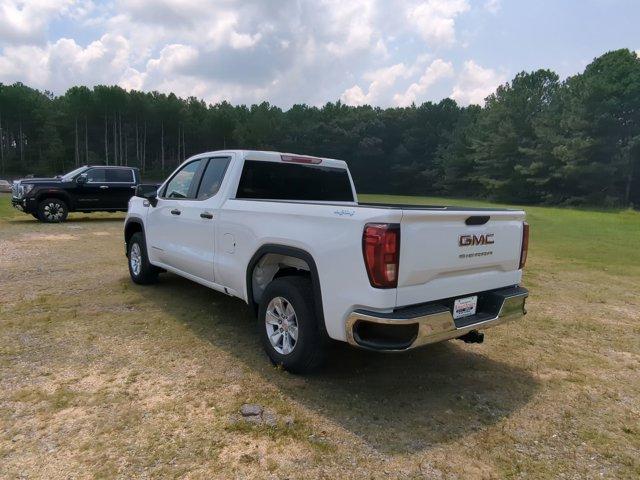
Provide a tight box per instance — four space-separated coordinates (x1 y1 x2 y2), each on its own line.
163 160 202 199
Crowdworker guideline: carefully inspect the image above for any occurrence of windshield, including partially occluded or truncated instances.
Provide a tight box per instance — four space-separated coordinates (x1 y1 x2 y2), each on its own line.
61 166 88 181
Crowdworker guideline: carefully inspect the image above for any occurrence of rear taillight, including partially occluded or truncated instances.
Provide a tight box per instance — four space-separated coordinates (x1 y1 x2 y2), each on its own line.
519 222 529 269
362 223 400 288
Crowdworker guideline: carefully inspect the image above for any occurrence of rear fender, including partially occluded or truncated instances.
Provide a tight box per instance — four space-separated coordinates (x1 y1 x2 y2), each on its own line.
246 244 328 338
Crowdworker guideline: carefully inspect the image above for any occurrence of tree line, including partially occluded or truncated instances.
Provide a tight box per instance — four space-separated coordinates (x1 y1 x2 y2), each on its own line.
1 48 639 208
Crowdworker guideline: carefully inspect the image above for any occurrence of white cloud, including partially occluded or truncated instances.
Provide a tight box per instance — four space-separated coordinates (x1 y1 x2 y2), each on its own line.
341 62 412 105
0 45 48 84
146 44 199 75
450 60 505 106
0 33 136 92
0 0 75 44
340 85 368 106
119 67 145 91
118 0 206 27
0 0 493 107
322 0 384 57
205 10 263 50
393 58 454 106
406 0 470 47
484 0 501 14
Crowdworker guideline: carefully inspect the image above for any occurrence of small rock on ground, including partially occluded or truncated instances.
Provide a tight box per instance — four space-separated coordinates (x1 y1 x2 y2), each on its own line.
240 404 263 416
235 404 295 428
263 411 278 427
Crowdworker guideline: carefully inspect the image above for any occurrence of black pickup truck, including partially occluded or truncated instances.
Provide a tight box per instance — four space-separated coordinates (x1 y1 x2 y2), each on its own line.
11 165 141 222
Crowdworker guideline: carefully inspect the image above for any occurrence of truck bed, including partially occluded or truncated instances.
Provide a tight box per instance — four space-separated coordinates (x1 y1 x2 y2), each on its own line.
359 202 515 212
233 197 516 212
224 197 525 309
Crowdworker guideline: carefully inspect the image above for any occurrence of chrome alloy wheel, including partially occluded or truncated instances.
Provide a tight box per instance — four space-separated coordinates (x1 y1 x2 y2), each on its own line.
265 296 298 355
44 202 64 221
130 243 142 276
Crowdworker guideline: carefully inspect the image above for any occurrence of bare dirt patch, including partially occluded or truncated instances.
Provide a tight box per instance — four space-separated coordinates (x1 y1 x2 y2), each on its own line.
22 233 79 241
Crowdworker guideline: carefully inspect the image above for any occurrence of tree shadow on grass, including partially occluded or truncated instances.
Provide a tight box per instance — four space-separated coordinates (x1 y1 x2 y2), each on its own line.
136 273 539 455
7 216 125 225
66 215 126 223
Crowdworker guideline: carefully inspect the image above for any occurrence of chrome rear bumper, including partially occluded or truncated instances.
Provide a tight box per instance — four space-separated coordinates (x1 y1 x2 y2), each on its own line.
345 286 528 351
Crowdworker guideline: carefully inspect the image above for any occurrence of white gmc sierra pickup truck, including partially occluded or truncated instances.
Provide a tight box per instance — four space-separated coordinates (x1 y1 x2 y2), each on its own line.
124 150 529 372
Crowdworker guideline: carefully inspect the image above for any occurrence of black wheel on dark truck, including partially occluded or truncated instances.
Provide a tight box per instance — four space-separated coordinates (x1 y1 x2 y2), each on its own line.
127 232 160 284
259 276 327 373
37 198 68 223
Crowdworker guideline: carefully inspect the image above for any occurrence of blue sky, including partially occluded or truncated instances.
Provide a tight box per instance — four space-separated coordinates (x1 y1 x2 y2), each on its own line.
0 0 638 107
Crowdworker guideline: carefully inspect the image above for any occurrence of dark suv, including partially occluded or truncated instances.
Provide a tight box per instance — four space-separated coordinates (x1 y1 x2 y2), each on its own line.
11 165 140 222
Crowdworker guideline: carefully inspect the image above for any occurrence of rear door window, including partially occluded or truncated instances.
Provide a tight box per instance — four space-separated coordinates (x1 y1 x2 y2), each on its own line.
106 169 134 183
236 161 354 201
197 157 231 199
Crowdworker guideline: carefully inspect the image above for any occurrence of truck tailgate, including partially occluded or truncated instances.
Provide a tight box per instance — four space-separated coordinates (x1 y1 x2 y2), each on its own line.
396 208 526 307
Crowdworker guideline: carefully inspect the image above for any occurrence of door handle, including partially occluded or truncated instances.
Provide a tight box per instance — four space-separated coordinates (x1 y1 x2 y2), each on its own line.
200 212 214 219
100 185 109 189
171 209 181 216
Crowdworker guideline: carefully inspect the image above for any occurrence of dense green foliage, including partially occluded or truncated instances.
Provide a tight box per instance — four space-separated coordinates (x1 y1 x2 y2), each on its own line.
1 49 639 207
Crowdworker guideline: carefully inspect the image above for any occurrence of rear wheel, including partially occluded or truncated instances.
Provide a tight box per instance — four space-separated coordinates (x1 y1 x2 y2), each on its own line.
259 277 326 373
127 232 159 284
37 198 68 223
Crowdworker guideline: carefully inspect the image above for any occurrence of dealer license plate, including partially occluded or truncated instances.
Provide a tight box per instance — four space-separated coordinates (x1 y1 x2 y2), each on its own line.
453 295 478 319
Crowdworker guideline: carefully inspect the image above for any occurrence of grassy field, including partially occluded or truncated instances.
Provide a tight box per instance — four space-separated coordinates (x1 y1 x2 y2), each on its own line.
0 192 639 479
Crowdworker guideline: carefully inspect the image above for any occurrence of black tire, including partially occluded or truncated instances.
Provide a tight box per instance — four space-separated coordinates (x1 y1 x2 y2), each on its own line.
127 232 159 285
259 276 327 373
37 198 68 223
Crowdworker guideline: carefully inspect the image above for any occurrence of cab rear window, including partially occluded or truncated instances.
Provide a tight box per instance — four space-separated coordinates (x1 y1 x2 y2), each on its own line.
236 160 354 202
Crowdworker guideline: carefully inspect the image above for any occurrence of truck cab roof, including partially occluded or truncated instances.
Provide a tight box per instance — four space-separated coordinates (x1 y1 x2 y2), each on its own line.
187 150 349 170
83 165 139 170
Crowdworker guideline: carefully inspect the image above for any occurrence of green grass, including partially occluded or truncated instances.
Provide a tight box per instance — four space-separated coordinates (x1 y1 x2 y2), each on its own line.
0 193 18 218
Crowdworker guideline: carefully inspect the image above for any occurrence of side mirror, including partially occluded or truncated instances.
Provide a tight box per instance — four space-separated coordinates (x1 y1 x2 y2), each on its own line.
76 174 87 184
136 184 159 207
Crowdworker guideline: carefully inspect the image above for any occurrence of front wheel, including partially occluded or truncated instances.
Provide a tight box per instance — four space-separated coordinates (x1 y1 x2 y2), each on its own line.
37 198 68 223
127 232 159 284
259 276 327 373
